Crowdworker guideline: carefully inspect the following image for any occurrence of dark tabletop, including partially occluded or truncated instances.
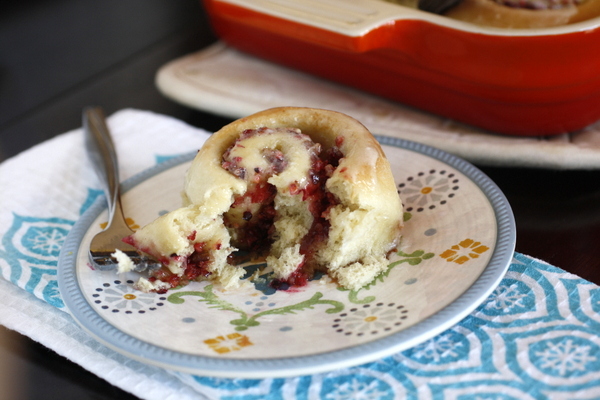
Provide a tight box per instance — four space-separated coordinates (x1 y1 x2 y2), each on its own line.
2 0 600 398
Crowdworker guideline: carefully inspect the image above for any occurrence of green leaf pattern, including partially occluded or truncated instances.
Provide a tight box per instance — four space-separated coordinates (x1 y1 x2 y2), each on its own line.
167 248 433 331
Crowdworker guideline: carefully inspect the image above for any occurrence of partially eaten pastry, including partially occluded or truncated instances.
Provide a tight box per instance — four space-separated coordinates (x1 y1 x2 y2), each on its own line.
124 107 403 293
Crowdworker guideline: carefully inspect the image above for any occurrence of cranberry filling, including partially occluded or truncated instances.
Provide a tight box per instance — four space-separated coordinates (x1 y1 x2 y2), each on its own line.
224 181 277 253
148 241 214 294
265 139 344 289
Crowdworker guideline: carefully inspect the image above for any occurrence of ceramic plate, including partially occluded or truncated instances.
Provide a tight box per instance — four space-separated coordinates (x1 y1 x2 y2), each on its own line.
58 137 515 378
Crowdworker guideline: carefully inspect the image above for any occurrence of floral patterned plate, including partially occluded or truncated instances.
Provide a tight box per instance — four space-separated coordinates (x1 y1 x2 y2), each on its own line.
58 137 515 378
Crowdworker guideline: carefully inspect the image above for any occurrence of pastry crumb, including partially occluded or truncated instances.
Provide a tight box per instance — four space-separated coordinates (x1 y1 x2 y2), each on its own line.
112 249 135 274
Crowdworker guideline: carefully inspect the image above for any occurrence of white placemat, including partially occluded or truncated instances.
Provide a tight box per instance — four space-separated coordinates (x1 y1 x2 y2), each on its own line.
156 42 600 170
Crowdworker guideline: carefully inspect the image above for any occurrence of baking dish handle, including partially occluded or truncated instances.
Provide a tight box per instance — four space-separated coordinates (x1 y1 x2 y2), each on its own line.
209 0 431 52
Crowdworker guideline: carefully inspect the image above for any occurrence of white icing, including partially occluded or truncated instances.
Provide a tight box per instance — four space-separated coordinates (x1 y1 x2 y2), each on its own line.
224 127 317 190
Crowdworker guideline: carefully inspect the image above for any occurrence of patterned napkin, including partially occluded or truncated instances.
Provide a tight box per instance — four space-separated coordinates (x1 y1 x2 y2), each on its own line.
1 109 599 399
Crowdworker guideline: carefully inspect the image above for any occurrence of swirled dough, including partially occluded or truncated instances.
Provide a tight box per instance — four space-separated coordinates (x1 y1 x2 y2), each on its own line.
126 107 403 292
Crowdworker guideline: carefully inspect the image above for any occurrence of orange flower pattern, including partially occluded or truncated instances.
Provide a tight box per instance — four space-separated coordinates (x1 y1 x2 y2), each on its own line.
204 333 253 354
440 239 489 265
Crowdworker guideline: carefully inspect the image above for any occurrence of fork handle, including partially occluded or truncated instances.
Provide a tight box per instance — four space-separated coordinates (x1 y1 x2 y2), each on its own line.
83 106 124 228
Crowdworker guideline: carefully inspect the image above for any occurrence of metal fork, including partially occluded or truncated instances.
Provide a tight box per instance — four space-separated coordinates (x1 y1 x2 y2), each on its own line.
84 106 160 272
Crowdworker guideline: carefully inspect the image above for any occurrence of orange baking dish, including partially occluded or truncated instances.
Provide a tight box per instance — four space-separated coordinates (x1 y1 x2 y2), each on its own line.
202 0 600 136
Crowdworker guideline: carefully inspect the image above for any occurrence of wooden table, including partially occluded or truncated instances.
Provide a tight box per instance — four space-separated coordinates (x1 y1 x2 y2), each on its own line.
1 1 599 398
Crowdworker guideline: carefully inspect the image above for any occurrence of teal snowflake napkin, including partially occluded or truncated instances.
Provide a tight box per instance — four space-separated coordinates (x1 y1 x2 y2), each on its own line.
1 109 599 399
